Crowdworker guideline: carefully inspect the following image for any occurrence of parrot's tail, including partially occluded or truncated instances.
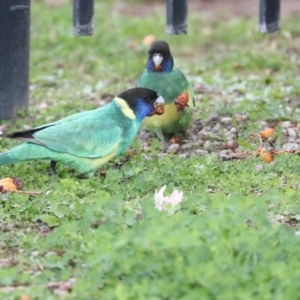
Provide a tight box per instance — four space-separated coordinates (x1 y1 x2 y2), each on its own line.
0 143 51 167
0 151 17 166
0 142 96 175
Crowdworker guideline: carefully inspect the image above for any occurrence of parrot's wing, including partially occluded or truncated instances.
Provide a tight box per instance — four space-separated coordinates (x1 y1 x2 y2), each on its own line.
33 117 123 158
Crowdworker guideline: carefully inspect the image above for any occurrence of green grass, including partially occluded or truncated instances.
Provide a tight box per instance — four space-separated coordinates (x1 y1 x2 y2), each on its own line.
1 1 300 299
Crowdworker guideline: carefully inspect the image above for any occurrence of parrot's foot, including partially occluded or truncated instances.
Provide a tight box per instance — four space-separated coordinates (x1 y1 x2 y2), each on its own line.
76 171 95 179
85 172 95 179
175 92 189 112
49 160 57 176
156 131 169 151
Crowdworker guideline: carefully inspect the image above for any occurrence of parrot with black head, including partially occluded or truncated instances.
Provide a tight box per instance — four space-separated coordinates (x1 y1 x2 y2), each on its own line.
0 88 164 177
136 40 195 146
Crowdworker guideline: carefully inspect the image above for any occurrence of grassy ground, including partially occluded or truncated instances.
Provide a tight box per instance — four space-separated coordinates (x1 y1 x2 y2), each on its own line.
1 1 300 298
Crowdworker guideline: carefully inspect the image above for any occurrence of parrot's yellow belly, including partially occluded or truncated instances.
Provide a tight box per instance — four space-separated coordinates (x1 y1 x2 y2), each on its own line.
142 103 182 134
88 146 119 171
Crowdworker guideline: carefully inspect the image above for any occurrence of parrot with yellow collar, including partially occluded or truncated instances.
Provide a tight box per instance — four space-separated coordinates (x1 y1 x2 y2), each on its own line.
136 40 195 145
0 88 164 177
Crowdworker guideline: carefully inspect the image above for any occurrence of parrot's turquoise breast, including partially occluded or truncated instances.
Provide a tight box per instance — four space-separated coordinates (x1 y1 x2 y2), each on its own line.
137 70 188 102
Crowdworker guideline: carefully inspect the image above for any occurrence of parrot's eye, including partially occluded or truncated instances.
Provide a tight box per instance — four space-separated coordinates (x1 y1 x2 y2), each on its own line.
143 94 150 101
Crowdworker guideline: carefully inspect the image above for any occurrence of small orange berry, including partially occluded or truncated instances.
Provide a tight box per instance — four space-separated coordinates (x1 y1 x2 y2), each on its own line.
155 104 164 115
258 148 273 163
260 128 276 139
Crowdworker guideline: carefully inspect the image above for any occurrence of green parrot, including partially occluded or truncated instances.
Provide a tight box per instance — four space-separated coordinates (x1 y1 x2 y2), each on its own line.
136 40 195 145
0 88 164 177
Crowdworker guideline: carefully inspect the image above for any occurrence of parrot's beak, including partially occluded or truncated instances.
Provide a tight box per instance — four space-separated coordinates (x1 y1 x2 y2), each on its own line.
153 94 165 115
153 53 163 71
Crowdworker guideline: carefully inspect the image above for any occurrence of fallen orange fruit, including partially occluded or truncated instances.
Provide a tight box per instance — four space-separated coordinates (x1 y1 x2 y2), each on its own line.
0 182 17 192
0 177 18 192
170 136 181 144
142 35 155 46
258 148 274 163
0 177 14 184
260 128 276 139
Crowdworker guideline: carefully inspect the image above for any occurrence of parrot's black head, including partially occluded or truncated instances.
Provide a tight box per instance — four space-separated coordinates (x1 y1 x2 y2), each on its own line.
147 41 174 72
117 88 165 122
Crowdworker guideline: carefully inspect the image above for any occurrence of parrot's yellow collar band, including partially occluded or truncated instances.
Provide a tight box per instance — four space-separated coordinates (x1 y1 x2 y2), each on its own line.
115 97 136 120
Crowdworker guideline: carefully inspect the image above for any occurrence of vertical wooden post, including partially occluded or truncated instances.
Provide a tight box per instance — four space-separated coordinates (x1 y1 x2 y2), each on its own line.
259 0 280 33
166 0 187 35
0 0 30 122
73 0 94 36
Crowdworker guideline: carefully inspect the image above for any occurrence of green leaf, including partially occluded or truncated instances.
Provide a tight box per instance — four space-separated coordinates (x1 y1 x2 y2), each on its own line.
39 214 60 227
60 178 78 190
